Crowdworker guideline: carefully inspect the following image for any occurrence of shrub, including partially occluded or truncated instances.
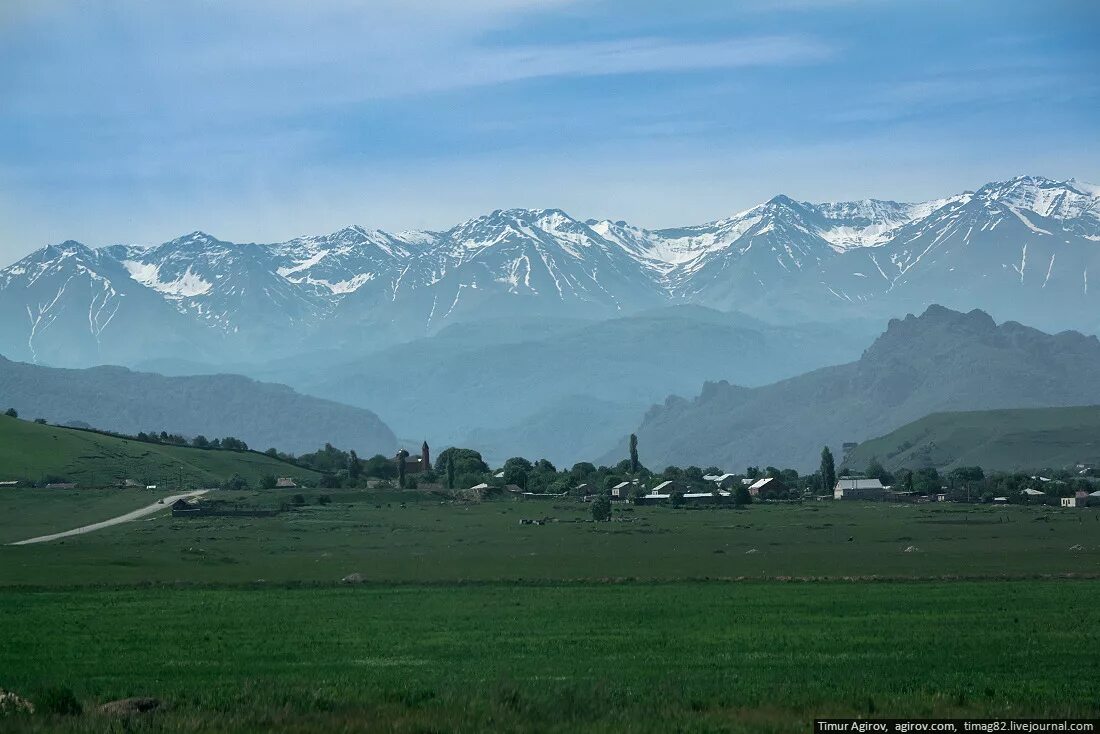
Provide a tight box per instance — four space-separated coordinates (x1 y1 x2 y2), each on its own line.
591 494 612 522
734 486 753 506
221 474 248 491
4 408 17 418
33 687 82 716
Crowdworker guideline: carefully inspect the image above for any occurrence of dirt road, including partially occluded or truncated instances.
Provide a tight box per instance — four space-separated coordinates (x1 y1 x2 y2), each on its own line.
8 490 209 545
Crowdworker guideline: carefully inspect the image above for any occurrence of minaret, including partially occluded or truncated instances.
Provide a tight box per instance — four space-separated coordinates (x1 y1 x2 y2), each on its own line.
421 441 430 471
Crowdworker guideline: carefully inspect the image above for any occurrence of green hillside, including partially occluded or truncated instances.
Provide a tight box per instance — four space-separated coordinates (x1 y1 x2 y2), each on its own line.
0 415 320 488
844 404 1100 472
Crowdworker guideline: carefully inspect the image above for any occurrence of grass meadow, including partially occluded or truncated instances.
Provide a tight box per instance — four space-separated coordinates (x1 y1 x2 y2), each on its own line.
1 489 1098 585
1 490 1098 731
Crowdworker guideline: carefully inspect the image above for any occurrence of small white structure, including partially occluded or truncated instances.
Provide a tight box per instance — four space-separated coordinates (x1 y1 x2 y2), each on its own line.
1061 497 1080 508
703 473 738 489
992 496 1008 504
1021 488 1046 497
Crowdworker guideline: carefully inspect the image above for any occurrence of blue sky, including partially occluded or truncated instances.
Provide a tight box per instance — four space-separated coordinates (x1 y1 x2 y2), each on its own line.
1 0 1097 264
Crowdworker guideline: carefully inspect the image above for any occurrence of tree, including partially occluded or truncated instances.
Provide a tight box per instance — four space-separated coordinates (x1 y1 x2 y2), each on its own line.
669 489 685 508
397 449 409 489
221 473 248 491
591 493 612 522
446 455 456 490
820 447 836 495
949 466 985 485
629 433 639 473
33 418 47 425
4 408 17 418
434 448 489 476
734 485 753 506
570 462 597 480
259 474 277 490
347 450 362 480
866 458 893 486
503 457 533 489
363 454 397 479
913 468 941 494
746 466 761 479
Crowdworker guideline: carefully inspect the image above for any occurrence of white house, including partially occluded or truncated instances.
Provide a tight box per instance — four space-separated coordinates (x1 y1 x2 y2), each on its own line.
749 477 788 497
649 480 674 497
1061 496 1081 508
703 473 738 489
833 477 885 500
611 480 637 499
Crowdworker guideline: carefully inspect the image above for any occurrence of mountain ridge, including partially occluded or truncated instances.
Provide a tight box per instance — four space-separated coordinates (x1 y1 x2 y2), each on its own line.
0 354 398 456
604 304 1100 472
2 174 1097 366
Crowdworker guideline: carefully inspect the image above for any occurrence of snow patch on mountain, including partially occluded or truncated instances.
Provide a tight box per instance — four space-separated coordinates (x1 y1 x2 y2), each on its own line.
123 260 214 298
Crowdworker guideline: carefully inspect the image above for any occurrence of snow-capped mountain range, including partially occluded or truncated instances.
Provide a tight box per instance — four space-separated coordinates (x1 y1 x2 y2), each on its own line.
2 175 1098 366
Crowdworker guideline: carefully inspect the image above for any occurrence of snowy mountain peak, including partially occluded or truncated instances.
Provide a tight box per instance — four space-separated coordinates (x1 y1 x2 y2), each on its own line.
974 176 1100 221
4 173 1100 367
169 231 224 247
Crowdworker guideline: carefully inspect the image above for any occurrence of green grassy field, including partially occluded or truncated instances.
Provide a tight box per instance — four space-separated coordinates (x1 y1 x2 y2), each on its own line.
1 490 1097 585
1 492 1098 731
0 487 179 544
844 404 1100 472
0 581 1097 732
0 415 319 488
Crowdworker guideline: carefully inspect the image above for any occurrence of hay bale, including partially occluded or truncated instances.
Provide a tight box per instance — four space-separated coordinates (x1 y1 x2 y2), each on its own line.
341 572 366 584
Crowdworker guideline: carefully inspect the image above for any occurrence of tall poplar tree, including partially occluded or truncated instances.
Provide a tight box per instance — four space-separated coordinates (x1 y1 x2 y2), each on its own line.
820 446 836 495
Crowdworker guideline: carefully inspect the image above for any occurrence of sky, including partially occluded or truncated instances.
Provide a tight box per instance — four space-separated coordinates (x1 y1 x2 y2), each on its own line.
0 0 1098 265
